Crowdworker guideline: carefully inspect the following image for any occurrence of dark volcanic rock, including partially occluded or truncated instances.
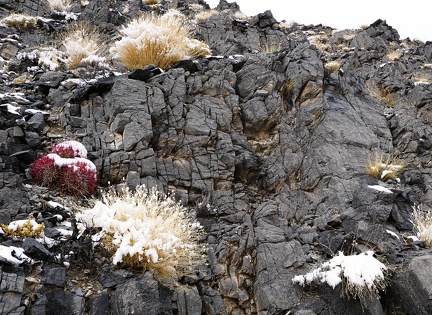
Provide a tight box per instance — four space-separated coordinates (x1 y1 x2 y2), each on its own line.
1 0 432 314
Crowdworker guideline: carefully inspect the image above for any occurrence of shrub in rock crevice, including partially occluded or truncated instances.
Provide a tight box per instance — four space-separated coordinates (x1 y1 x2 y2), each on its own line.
77 185 207 283
31 140 97 197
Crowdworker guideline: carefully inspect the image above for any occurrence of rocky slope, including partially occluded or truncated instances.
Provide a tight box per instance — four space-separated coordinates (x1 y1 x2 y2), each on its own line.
1 0 432 314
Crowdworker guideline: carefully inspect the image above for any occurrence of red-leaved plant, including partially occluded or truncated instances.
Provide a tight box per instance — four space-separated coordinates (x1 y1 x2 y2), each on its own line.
31 140 97 197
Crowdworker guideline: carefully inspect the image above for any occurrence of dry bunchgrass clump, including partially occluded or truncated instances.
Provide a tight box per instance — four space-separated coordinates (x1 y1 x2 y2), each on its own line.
260 42 282 54
366 153 403 181
325 60 342 73
47 0 72 11
1 13 38 30
77 185 207 282
412 205 432 246
413 72 432 85
110 11 211 70
1 219 45 239
62 23 107 69
194 10 219 23
230 10 250 20
386 50 402 61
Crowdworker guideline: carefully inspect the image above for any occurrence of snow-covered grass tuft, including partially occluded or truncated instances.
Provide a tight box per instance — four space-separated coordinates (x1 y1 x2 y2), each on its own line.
47 0 72 12
62 23 107 70
1 219 45 239
77 185 207 282
1 13 38 30
110 11 211 70
366 153 403 182
18 47 65 71
293 251 387 309
412 204 432 246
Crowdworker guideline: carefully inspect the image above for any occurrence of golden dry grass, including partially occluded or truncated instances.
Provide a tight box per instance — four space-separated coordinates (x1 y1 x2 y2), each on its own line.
413 72 432 85
77 185 207 283
386 50 402 61
412 205 432 246
111 13 211 70
366 153 404 181
1 13 38 30
1 219 45 239
47 0 72 11
194 9 219 23
324 60 341 73
62 23 105 69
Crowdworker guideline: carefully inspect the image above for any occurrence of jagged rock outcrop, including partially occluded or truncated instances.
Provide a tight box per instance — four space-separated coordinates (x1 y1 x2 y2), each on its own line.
1 0 432 314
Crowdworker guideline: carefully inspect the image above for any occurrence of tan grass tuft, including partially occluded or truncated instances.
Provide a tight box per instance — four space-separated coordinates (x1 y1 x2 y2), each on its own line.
47 0 72 11
1 13 38 30
386 50 402 61
366 152 404 181
412 205 432 246
62 23 106 69
110 12 211 70
77 185 207 283
194 9 219 23
324 60 342 73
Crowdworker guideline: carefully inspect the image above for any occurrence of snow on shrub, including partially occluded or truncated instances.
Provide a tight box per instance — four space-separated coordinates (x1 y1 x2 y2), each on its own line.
51 140 88 158
77 185 207 282
62 23 108 70
1 13 38 30
31 140 97 197
1 219 45 239
58 159 98 196
110 10 211 70
292 251 387 309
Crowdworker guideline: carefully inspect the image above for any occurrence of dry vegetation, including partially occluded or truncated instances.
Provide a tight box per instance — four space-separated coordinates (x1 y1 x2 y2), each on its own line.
77 185 207 283
386 50 402 61
1 219 45 239
324 60 342 73
366 152 404 181
412 205 432 246
110 12 211 70
61 23 106 69
47 0 72 11
1 13 38 30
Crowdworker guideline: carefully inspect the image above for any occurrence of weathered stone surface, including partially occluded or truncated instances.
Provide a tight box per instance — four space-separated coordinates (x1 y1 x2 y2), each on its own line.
1 1 432 314
111 272 172 315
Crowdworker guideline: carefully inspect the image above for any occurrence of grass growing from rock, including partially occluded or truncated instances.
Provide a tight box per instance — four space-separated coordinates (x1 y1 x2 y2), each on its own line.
47 0 72 11
412 205 432 246
110 11 211 70
1 13 38 30
62 23 107 70
366 153 404 181
77 185 207 283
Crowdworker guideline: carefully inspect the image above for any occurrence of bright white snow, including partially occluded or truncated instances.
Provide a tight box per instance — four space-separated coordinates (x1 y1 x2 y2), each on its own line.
292 251 387 291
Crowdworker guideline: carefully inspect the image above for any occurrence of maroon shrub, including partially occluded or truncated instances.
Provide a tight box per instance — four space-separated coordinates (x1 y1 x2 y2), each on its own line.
59 161 98 197
31 155 60 187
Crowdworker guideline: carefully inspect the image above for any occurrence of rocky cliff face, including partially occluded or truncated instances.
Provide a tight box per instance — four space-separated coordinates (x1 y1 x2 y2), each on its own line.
1 0 432 314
